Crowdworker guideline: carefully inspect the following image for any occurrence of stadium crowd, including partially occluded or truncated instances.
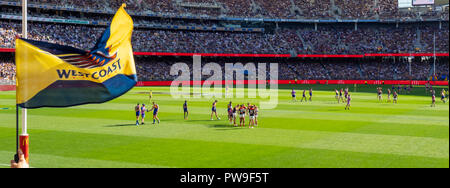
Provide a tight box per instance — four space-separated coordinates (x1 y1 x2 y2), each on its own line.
0 55 448 82
1 21 449 55
132 57 450 81
0 21 103 50
120 56 450 81
2 0 449 20
0 56 15 81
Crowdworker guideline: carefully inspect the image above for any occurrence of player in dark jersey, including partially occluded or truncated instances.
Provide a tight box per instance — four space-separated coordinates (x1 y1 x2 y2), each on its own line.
345 94 352 110
140 104 147 125
344 88 349 101
335 89 339 103
309 88 313 102
300 89 307 102
239 104 247 127
149 102 160 124
210 100 220 120
393 91 398 104
291 89 297 102
135 103 141 126
227 102 233 124
431 90 436 107
183 100 189 120
254 105 259 127
248 105 256 128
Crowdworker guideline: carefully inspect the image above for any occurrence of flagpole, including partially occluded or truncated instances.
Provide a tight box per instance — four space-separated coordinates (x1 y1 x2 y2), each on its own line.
20 0 29 163
15 104 18 162
21 0 27 134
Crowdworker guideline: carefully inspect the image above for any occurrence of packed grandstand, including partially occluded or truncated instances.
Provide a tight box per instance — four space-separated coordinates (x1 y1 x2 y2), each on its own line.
0 0 449 82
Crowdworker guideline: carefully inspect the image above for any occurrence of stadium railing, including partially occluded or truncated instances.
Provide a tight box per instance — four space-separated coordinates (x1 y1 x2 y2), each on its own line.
0 79 16 85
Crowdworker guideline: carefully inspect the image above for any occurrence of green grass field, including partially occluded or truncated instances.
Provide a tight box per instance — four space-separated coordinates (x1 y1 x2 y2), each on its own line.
0 85 448 168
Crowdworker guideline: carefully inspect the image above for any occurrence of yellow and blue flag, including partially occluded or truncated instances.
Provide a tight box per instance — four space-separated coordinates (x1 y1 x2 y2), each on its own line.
16 4 137 108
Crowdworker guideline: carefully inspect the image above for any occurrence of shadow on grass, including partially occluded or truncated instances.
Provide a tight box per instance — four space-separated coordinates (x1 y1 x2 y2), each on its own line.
208 124 244 131
187 120 216 122
104 124 137 127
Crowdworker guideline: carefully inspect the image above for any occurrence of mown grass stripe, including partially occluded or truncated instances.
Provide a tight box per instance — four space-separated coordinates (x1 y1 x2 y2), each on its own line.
0 129 447 168
1 118 447 159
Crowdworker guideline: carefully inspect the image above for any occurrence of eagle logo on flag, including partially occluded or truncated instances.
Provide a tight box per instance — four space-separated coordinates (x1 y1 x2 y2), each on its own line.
54 25 119 69
56 46 118 69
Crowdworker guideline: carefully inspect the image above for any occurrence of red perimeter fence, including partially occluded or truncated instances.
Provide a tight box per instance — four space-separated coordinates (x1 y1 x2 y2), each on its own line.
137 80 448 86
1 80 446 92
0 85 16 91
